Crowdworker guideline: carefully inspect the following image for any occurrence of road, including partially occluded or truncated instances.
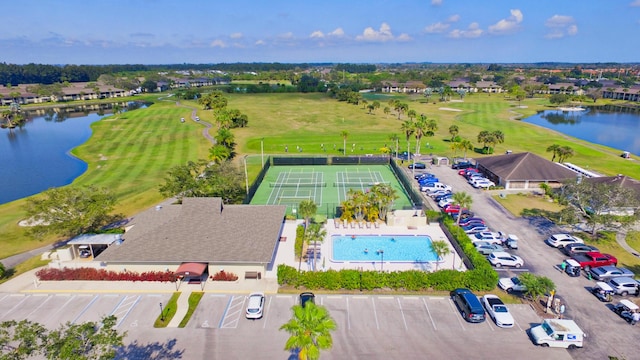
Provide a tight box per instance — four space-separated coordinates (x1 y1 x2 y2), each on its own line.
420 161 639 360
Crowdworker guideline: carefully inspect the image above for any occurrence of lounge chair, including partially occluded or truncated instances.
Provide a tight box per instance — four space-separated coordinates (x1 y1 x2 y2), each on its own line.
334 219 340 229
350 222 355 229
366 222 372 229
358 222 364 229
374 222 380 229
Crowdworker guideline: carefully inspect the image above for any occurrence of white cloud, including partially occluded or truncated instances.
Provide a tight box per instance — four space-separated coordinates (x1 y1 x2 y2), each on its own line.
356 22 394 42
230 33 243 39
544 15 578 39
397 33 412 41
488 9 523 34
255 40 265 45
448 14 460 23
425 22 450 33
631 0 640 6
278 32 294 39
310 30 324 39
329 28 344 37
431 0 442 5
210 40 227 48
449 22 483 38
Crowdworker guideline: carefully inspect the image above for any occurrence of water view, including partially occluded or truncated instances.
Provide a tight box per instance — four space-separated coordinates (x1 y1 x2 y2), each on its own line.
0 112 104 204
523 108 640 156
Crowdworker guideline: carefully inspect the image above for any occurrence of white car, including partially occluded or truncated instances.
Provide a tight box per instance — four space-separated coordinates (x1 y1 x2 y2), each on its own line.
545 233 584 248
482 294 514 328
421 182 452 193
438 198 454 208
488 251 524 268
471 179 496 189
471 232 504 245
245 292 265 319
498 276 527 293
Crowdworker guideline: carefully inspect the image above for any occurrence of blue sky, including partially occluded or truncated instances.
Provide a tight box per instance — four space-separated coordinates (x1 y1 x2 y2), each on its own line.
2 0 639 65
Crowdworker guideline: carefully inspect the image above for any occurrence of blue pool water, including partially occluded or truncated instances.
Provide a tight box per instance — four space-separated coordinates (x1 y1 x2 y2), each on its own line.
331 235 437 262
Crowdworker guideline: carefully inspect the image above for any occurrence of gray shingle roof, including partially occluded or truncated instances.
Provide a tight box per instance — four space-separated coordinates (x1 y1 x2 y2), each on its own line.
476 152 577 181
585 175 640 198
97 198 287 264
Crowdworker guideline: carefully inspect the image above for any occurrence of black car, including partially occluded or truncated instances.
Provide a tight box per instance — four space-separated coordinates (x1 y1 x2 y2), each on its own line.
452 161 474 170
408 162 427 169
299 292 316 308
451 288 486 323
562 243 599 256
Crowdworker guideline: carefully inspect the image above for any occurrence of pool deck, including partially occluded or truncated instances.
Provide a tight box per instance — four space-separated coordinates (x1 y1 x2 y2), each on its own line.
269 219 467 277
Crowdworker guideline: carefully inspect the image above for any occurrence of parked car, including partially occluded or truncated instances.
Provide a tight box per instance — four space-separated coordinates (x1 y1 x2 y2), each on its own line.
415 172 437 180
606 277 640 296
450 288 486 323
421 182 452 193
466 174 486 182
481 294 514 328
458 217 485 227
474 242 505 255
462 224 489 234
246 292 265 319
471 179 496 189
438 198 454 208
451 209 475 221
299 292 316 308
398 151 413 160
471 232 504 245
488 252 524 268
433 193 454 202
78 245 91 258
498 276 527 293
452 161 474 170
408 162 427 169
459 168 479 176
571 251 617 271
427 189 451 198
545 234 584 248
562 243 599 257
589 266 635 281
443 205 467 214
613 299 640 323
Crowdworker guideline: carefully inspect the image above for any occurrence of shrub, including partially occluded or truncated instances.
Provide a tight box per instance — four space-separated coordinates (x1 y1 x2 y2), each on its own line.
210 270 238 281
295 224 305 259
36 267 174 282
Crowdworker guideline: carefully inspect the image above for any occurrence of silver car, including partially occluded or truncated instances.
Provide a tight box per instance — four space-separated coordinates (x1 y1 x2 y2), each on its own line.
589 266 635 281
606 277 640 296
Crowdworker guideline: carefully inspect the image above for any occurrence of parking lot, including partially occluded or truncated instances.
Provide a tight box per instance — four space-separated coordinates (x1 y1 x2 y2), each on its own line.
0 291 572 359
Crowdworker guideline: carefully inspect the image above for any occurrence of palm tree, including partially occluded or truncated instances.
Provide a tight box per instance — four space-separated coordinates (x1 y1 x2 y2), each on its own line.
280 303 337 360
383 106 390 118
370 183 398 221
388 133 400 158
430 240 451 271
546 144 560 162
557 145 575 162
413 115 427 155
208 145 231 164
400 120 415 156
448 125 459 141
459 139 473 159
305 223 326 271
340 130 349 156
452 192 473 225
215 128 235 149
407 109 417 122
298 200 318 230
492 130 505 149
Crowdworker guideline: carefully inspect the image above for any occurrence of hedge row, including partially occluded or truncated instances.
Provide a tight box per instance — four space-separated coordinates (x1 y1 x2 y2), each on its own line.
36 267 175 282
277 218 498 292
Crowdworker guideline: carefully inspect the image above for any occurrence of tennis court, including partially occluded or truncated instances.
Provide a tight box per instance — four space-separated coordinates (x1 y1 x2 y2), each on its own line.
250 165 414 217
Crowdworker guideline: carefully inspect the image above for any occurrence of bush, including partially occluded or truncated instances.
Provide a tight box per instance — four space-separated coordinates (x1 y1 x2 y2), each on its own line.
295 224 305 259
210 270 238 281
36 267 174 282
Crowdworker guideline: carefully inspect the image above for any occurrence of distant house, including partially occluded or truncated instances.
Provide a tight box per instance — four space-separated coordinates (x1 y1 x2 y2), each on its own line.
602 86 640 102
381 81 426 94
448 80 475 93
541 83 584 96
0 82 127 105
475 152 577 190
475 81 503 93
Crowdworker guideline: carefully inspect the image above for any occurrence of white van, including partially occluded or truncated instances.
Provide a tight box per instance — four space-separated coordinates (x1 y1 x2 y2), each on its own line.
530 319 584 349
420 182 451 193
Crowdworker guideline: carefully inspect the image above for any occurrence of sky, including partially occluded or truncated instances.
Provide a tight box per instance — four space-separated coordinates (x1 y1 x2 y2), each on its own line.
2 0 639 65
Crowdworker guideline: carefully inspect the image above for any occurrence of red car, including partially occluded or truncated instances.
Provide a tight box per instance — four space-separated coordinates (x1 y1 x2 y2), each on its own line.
443 205 467 214
458 168 479 176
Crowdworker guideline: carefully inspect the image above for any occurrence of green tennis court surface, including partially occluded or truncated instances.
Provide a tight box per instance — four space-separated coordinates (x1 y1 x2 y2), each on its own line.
250 165 413 217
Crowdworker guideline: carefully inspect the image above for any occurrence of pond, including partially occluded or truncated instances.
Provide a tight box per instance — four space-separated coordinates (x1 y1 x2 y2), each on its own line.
522 108 640 156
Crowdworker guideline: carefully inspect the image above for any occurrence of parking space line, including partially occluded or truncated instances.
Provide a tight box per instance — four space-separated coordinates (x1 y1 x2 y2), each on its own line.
421 298 437 330
114 296 141 327
1 295 27 319
25 295 52 319
263 296 273 329
372 298 379 330
71 295 98 324
219 295 244 329
484 316 495 331
514 319 524 331
346 297 351 330
0 294 9 302
397 298 408 331
447 298 466 331
325 295 343 299
43 295 76 322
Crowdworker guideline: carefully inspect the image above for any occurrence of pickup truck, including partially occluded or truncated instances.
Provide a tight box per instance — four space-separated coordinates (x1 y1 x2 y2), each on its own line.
571 251 618 271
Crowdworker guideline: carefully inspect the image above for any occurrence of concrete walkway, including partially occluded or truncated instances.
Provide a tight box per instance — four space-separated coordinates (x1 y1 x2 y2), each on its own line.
167 289 191 327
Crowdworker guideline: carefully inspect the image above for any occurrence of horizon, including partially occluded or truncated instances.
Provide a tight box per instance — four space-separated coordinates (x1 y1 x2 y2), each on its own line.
2 0 640 65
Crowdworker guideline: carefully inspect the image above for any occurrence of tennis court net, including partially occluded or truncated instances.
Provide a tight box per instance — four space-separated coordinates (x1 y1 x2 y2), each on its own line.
333 181 389 187
269 182 327 188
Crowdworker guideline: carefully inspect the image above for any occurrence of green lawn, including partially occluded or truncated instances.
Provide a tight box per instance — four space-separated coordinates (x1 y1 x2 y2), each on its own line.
493 193 565 217
154 292 180 328
0 91 638 260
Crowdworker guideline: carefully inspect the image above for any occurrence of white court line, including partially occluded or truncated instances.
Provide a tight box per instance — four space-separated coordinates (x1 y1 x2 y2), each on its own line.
421 298 437 330
372 298 380 330
397 298 408 331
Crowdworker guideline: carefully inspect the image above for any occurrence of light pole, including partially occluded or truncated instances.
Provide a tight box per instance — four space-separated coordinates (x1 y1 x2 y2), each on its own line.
243 155 249 195
358 266 363 292
377 249 384 271
159 302 165 322
260 138 264 167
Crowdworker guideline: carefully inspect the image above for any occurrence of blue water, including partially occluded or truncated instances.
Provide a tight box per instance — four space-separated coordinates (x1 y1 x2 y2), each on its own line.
523 109 640 156
0 113 103 204
331 235 437 262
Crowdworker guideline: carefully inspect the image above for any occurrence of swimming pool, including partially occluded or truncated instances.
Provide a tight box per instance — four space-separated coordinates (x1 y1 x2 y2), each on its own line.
331 235 438 262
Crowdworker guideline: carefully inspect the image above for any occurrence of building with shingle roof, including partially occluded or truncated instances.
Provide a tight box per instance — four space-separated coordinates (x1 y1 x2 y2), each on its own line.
95 197 287 280
475 152 578 189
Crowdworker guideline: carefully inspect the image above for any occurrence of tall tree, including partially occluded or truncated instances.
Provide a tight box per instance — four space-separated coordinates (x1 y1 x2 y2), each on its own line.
24 186 119 238
340 130 349 156
400 120 415 156
557 145 574 162
448 125 459 141
305 223 326 271
546 144 561 162
430 240 451 271
298 200 318 230
388 133 400 158
452 192 473 225
280 303 337 360
459 139 474 159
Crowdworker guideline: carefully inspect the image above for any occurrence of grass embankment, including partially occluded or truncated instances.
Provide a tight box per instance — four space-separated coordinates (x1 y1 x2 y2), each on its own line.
0 92 638 261
0 255 49 285
154 292 181 328
493 193 565 216
626 231 640 254
178 292 204 328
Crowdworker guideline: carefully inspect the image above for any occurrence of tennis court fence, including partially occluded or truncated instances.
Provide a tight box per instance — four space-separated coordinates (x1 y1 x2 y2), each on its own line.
268 181 391 188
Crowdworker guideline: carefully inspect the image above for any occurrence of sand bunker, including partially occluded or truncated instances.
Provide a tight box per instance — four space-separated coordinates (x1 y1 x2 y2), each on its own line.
438 107 463 112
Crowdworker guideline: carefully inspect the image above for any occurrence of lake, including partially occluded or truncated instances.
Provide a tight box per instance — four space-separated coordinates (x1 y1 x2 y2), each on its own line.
523 108 640 156
0 111 104 204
